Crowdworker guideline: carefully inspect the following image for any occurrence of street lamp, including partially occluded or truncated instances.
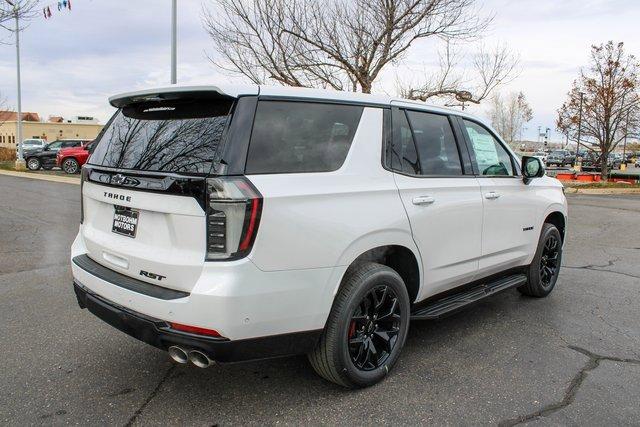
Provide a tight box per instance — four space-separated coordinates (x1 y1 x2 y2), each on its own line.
5 0 24 170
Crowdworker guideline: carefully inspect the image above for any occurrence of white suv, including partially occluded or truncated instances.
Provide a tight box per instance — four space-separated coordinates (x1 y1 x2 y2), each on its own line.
71 84 567 388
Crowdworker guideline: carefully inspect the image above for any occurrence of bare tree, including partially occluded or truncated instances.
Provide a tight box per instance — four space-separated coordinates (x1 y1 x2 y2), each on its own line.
203 0 493 94
557 41 639 180
489 91 533 146
0 0 39 41
401 43 518 105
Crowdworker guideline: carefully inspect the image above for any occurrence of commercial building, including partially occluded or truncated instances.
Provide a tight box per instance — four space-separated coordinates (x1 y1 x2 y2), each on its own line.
0 111 103 149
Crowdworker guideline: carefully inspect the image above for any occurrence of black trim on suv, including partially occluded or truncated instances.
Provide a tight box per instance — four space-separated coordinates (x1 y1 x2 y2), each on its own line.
73 282 323 363
72 254 189 300
82 166 208 211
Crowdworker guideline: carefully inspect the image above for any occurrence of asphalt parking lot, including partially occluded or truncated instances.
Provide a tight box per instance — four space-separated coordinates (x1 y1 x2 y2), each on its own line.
1 175 638 426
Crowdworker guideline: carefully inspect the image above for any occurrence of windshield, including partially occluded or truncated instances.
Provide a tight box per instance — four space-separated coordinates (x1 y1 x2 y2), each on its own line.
23 140 41 146
89 98 233 174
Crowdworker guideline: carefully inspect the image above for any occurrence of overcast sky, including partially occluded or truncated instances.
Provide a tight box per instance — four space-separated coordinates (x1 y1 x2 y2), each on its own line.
0 0 638 141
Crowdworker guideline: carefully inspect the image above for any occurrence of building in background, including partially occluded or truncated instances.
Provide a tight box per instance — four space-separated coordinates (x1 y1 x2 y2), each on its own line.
0 111 103 149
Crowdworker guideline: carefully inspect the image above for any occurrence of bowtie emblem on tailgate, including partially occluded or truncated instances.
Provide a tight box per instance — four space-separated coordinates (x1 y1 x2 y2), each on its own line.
110 174 140 187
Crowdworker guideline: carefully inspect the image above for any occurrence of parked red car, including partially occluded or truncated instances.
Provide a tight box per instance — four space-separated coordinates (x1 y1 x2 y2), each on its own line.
56 140 95 174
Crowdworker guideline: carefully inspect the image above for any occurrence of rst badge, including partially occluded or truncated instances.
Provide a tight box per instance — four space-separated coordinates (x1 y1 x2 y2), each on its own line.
140 270 167 281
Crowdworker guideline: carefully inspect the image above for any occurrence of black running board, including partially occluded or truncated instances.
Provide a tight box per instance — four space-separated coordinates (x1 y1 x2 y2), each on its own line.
410 274 527 320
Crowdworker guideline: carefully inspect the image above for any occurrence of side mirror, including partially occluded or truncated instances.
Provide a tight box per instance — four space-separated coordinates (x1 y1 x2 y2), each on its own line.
522 156 545 184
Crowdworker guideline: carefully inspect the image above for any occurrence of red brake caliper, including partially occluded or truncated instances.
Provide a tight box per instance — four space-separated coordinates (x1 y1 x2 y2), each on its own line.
348 320 356 338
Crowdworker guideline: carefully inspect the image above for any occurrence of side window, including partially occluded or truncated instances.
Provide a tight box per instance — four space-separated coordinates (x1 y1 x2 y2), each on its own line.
390 110 463 176
463 120 514 176
406 111 463 176
390 110 419 174
245 101 363 174
48 141 63 150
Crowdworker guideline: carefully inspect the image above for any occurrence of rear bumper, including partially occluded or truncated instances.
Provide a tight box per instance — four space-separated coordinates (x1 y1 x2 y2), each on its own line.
71 228 340 341
73 281 321 363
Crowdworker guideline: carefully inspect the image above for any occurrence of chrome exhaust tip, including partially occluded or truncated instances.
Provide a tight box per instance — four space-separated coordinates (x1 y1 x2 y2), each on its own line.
188 350 213 368
168 346 189 364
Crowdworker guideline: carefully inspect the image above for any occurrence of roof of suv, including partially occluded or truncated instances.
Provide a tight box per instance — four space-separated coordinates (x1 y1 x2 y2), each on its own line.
109 83 476 120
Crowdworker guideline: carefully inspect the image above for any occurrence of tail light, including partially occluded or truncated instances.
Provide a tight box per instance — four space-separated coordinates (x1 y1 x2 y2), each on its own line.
205 176 262 261
80 168 88 223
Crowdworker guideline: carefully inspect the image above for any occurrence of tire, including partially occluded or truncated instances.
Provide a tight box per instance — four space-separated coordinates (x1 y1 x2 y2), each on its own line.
519 223 562 298
62 158 80 174
26 157 41 170
308 262 410 388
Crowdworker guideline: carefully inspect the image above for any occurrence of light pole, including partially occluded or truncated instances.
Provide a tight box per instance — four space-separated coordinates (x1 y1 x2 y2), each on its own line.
171 0 177 84
6 0 24 169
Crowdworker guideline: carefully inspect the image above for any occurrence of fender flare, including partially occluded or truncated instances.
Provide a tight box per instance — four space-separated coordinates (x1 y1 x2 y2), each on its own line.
540 204 568 230
328 228 423 297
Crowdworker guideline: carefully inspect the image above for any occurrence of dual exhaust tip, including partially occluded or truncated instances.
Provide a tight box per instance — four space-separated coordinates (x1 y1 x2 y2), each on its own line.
168 346 213 368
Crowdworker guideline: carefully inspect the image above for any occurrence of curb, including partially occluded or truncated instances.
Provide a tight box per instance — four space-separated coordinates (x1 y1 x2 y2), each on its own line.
564 187 640 195
0 169 80 185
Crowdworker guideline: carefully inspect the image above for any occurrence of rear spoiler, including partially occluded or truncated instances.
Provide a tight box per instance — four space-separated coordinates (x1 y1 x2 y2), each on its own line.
108 85 259 109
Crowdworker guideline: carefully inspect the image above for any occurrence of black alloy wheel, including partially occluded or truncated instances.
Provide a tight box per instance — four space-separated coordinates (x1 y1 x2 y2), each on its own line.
519 223 563 297
308 262 410 388
539 234 560 289
348 285 401 371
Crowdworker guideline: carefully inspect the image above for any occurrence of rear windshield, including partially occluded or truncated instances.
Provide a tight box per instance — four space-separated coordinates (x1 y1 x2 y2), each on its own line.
89 99 233 174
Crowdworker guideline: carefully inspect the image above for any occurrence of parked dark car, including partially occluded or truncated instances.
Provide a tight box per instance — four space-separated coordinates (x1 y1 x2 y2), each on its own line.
581 151 621 172
25 139 88 171
546 150 574 167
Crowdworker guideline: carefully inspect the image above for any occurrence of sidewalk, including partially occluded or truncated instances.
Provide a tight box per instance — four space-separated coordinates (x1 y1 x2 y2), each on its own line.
563 186 640 195
0 169 80 185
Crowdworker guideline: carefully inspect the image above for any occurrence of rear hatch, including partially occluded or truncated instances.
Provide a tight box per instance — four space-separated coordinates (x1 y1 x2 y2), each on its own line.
80 88 258 293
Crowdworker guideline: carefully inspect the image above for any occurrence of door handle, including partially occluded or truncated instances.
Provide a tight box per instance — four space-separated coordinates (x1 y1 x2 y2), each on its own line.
485 192 501 200
412 196 435 205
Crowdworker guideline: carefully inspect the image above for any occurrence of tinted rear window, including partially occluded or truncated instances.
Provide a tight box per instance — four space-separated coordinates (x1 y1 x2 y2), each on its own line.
89 99 233 174
245 101 363 174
